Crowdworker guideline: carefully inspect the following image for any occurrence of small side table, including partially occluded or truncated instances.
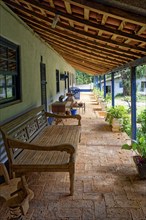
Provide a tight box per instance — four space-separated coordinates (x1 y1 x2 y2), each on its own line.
72 102 85 113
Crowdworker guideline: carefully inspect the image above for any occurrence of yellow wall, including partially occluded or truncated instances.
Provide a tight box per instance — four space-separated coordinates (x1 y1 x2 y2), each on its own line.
0 2 75 123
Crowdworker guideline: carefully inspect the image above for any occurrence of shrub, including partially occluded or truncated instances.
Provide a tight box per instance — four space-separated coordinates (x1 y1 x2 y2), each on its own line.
137 109 146 134
104 93 111 103
106 105 128 119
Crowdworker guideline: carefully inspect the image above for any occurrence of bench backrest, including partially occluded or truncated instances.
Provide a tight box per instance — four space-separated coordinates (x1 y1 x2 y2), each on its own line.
0 106 48 160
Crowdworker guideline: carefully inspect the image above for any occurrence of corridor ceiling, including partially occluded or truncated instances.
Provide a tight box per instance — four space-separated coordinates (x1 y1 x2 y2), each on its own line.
3 0 146 75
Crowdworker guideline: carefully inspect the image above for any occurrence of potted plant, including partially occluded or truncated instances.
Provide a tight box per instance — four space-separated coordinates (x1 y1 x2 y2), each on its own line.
106 105 129 132
122 135 146 179
122 109 146 179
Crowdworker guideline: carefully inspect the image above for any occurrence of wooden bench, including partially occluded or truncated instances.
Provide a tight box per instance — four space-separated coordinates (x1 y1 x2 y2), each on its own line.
0 106 81 195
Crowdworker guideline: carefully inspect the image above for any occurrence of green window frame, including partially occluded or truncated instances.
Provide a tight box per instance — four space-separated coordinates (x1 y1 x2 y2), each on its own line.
0 36 21 107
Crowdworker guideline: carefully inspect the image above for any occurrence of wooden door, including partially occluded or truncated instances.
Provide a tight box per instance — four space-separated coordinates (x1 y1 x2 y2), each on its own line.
40 62 47 111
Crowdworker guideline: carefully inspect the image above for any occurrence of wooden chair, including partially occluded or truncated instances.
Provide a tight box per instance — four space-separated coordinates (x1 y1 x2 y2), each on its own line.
0 163 34 219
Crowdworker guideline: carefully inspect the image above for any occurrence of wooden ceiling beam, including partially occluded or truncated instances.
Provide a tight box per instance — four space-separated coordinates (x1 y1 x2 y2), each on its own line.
51 42 116 68
111 20 126 40
63 0 146 26
69 64 98 75
56 46 114 69
84 8 89 32
63 59 105 74
64 1 72 14
42 36 121 65
22 0 146 43
98 14 108 36
61 25 146 53
9 2 146 54
6 0 146 44
138 42 146 47
136 26 146 35
24 2 33 10
118 20 126 31
47 40 120 66
62 54 110 72
84 8 90 20
36 28 132 64
48 33 137 60
15 0 21 4
124 39 131 44
21 12 141 58
63 59 106 74
40 30 135 61
48 0 55 8
64 1 74 27
3 0 146 74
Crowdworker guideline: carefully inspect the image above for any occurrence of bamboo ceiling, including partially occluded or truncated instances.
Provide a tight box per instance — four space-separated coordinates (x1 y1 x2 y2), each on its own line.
3 0 146 75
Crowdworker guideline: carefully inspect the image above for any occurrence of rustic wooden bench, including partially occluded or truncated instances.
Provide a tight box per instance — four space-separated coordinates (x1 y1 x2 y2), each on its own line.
0 106 81 195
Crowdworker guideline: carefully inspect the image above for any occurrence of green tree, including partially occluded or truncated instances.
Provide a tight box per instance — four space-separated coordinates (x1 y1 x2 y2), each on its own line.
118 65 146 96
119 68 131 96
76 70 93 84
136 65 146 78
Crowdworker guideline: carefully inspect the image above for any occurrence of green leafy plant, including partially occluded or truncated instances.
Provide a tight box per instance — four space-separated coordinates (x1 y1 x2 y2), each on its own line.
122 116 131 136
106 105 131 134
97 89 103 98
107 105 128 118
122 136 146 158
104 93 111 104
137 109 146 134
106 105 129 125
122 109 146 164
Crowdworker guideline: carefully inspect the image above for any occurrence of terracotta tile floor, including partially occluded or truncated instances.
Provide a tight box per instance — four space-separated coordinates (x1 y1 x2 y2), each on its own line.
1 92 146 219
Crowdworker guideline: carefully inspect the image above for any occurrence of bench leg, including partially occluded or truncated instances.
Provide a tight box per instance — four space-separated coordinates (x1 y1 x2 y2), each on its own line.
69 171 74 196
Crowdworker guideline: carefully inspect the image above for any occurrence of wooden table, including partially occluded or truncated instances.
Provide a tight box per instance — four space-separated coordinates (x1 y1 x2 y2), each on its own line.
51 101 72 113
72 102 85 113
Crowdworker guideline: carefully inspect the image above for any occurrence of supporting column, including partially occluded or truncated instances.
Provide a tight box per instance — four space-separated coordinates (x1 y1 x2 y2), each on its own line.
111 72 115 107
103 75 106 98
131 66 137 141
94 76 98 88
99 75 102 91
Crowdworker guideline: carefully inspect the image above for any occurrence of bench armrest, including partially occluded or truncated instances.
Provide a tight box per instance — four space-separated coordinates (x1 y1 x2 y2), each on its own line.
7 137 75 155
45 112 81 126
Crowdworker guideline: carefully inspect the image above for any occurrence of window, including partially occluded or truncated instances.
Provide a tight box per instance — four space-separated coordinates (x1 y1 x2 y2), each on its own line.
141 81 146 91
56 69 60 93
0 37 21 107
119 81 123 88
